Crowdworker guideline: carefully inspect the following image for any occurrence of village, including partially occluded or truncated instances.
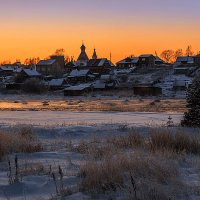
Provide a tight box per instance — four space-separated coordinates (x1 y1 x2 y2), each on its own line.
0 44 199 98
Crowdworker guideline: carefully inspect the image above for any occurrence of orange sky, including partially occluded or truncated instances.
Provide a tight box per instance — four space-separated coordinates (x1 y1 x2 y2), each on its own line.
0 0 200 64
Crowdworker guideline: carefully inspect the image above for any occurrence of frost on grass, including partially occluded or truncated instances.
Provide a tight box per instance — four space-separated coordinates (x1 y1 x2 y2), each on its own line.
0 126 42 160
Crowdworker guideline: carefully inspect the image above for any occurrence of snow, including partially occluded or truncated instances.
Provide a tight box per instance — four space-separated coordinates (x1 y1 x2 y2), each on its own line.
0 111 182 127
23 69 41 77
37 59 56 65
49 79 65 86
64 83 91 91
92 80 106 89
0 66 14 71
98 58 106 66
0 111 199 200
68 69 89 78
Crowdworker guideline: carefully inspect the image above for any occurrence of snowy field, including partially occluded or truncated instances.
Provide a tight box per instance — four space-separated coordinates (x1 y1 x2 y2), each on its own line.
0 111 200 200
0 111 183 127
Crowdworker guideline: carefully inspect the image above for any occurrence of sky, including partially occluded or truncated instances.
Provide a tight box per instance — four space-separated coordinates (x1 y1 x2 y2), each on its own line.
0 0 200 63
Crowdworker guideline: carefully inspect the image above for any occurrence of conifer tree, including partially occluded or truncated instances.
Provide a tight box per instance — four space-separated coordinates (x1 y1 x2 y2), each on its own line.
181 75 200 127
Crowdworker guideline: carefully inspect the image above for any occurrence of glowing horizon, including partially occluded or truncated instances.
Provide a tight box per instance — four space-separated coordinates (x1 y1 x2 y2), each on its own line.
0 0 200 64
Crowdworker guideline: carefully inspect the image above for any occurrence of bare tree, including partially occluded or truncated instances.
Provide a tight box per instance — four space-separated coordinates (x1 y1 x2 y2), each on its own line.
24 57 40 65
54 48 65 56
174 49 183 61
160 50 174 63
1 60 11 65
186 45 194 56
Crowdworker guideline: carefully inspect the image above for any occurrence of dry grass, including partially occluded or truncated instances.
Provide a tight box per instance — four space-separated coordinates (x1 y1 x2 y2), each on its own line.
72 128 200 160
72 139 116 159
0 126 42 160
79 153 180 199
149 129 200 154
106 129 144 149
74 128 200 199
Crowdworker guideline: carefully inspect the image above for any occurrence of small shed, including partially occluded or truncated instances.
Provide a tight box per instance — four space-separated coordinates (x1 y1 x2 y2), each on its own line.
21 68 41 78
92 80 106 90
67 69 94 84
64 84 92 96
48 78 66 90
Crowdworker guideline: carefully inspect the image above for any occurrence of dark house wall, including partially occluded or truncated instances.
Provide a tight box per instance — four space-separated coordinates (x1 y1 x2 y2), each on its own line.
37 62 62 77
194 56 200 66
138 56 155 67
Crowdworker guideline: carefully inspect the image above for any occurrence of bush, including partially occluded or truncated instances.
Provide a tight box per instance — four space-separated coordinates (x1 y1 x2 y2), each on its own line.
22 78 47 94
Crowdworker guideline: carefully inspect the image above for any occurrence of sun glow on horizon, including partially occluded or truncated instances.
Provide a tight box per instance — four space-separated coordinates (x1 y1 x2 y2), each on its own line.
0 0 200 64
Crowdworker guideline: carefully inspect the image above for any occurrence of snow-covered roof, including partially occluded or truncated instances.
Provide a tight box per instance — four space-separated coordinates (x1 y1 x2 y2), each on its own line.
113 68 135 75
175 56 194 63
87 58 114 67
65 83 91 91
100 74 111 80
92 80 106 89
0 66 14 71
49 78 65 86
22 69 41 77
37 59 56 65
68 69 89 77
117 57 139 64
13 67 22 73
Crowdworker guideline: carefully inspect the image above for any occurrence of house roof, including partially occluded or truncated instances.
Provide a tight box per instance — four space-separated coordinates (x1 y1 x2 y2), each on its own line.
117 57 139 64
49 78 65 86
87 58 114 67
65 83 91 91
68 69 90 77
0 66 14 71
176 56 194 62
92 80 106 89
22 69 41 77
37 59 56 65
139 54 155 58
155 56 165 63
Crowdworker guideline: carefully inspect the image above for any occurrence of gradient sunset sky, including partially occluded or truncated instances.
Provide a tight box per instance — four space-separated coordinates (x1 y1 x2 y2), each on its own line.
0 0 200 63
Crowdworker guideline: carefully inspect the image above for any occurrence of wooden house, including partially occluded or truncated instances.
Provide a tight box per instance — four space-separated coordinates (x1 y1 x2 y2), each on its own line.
48 78 67 90
116 57 139 68
138 54 156 68
86 58 114 74
194 54 200 66
0 66 14 77
67 69 95 84
174 56 194 66
64 83 92 96
20 68 41 79
36 59 63 77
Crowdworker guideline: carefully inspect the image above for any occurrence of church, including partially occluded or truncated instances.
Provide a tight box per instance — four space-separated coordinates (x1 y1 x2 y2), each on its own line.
75 43 114 73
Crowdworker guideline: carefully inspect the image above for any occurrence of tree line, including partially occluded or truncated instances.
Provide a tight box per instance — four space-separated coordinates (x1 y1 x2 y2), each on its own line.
160 45 200 63
1 46 200 65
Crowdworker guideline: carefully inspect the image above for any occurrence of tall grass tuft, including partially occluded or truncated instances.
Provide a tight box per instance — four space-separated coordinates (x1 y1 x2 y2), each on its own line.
149 129 200 154
0 126 42 160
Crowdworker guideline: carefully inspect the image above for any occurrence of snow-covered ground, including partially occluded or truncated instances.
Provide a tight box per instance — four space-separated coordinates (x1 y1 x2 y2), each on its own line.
0 111 183 127
0 111 199 200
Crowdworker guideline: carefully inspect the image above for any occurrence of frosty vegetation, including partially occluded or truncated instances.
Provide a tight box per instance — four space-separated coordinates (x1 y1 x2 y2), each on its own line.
182 75 200 127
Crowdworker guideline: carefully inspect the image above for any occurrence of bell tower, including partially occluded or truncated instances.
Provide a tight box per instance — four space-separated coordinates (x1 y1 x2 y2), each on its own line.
92 48 97 60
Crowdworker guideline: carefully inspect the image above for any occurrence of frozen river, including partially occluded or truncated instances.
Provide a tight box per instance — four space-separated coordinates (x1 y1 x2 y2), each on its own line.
0 111 183 127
